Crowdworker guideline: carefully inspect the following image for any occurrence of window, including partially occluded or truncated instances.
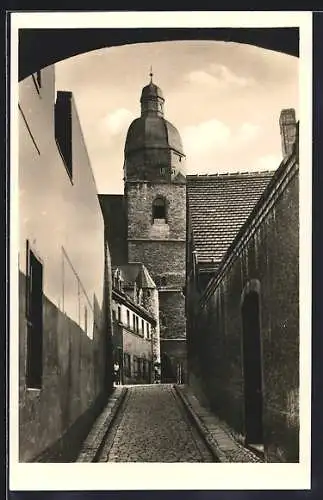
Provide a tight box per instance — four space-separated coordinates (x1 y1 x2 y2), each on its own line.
26 243 43 389
160 167 167 176
124 353 131 378
112 309 116 321
118 306 121 322
142 359 147 379
155 276 166 287
133 313 136 331
127 310 130 327
55 91 73 181
146 323 151 339
133 356 138 378
137 358 142 378
136 316 139 333
152 197 166 221
142 319 145 336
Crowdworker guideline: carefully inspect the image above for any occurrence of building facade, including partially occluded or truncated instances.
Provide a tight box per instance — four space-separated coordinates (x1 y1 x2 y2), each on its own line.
18 65 113 462
111 264 159 384
186 111 299 462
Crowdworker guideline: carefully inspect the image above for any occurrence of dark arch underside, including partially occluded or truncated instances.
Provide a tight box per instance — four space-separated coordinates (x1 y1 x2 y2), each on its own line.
18 27 299 81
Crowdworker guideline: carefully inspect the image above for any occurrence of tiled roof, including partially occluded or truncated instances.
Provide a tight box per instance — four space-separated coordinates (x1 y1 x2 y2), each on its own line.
98 194 128 266
187 171 275 264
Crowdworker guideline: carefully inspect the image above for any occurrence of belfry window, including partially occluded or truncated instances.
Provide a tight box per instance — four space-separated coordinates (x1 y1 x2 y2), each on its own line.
152 197 166 221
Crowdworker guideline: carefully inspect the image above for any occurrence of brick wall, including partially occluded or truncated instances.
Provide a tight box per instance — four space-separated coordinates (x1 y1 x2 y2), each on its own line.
187 158 299 462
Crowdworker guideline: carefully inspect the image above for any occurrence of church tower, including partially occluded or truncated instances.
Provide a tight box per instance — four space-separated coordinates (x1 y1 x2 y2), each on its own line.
124 72 187 383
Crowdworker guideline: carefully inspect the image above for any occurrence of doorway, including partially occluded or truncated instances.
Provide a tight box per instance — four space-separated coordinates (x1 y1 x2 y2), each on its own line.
161 353 176 383
241 291 263 447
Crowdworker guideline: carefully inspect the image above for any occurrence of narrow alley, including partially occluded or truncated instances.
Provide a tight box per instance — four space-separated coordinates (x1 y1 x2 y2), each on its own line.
96 385 214 462
17 31 301 470
76 384 263 464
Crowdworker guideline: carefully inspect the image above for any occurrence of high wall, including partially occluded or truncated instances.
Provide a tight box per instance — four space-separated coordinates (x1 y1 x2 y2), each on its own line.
18 65 113 462
187 152 299 462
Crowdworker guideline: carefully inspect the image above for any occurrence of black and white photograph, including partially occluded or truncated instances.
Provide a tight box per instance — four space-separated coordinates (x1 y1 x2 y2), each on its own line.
9 11 312 491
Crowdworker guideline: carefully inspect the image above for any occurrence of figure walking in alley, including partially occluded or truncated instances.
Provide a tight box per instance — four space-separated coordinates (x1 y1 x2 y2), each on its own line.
114 361 120 386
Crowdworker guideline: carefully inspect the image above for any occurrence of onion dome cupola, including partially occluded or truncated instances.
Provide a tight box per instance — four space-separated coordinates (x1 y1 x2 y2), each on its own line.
124 70 186 183
140 70 165 117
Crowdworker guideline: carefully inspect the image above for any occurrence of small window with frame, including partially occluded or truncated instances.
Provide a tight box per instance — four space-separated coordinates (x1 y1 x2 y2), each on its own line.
152 197 166 222
161 276 167 287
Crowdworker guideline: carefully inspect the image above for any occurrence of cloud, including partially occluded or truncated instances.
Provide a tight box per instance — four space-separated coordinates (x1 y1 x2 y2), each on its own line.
182 119 260 160
237 122 261 143
182 118 231 157
185 63 255 89
255 154 282 171
101 108 135 135
186 70 218 86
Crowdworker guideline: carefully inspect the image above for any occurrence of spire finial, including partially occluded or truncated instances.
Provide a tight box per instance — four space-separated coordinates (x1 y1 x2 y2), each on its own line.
149 66 153 83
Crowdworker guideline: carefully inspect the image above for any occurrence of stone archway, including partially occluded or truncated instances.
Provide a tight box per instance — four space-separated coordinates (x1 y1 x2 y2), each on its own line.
18 27 299 81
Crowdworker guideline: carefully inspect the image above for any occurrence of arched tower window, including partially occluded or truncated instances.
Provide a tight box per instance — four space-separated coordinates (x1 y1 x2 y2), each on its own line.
152 197 167 222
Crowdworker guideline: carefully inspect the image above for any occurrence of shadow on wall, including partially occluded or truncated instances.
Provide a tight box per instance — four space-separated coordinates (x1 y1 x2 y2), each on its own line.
19 270 114 463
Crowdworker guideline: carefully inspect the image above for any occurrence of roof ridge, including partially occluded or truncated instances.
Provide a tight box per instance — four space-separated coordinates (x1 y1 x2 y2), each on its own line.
187 170 275 178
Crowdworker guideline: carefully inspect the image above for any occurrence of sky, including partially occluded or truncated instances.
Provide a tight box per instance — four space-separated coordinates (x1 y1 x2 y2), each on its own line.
55 40 298 194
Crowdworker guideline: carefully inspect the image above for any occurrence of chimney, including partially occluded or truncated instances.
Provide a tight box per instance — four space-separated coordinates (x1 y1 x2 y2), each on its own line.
279 108 297 159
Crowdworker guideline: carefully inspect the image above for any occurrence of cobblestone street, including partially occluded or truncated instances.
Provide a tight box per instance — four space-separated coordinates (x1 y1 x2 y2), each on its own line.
97 384 214 462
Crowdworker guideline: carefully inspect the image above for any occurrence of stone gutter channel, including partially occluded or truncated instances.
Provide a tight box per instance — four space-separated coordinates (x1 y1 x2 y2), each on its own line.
174 385 263 463
76 386 128 462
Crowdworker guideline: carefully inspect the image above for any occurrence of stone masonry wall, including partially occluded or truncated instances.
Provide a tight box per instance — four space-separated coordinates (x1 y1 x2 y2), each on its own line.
159 291 186 339
128 240 186 287
188 163 299 462
127 180 186 381
126 182 186 240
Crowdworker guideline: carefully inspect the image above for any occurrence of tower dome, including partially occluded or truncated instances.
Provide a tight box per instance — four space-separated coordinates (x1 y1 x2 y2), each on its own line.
124 72 186 183
141 82 164 101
